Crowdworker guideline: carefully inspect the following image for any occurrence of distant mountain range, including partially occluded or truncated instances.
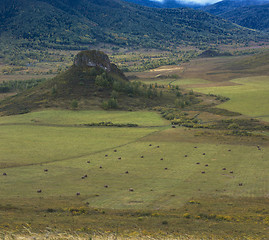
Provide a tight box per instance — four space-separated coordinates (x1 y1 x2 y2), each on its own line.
123 0 202 8
123 0 269 32
218 3 269 32
124 0 269 9
203 0 269 32
0 0 267 51
203 0 269 15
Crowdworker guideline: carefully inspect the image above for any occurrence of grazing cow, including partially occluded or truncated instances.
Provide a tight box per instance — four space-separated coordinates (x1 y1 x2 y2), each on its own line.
44 169 48 172
185 155 188 157
141 156 144 158
87 161 90 163
202 153 206 155
196 162 200 165
125 171 129 174
172 125 176 128
157 146 160 148
164 168 168 170
230 171 233 174
160 158 163 160
222 168 226 170
104 185 108 188
81 176 85 179
239 183 243 186
205 164 208 167
84 174 87 178
114 150 117 152
194 146 197 148
37 189 42 193
105 155 108 157
149 144 152 146
228 149 231 152
3 173 7 176
129 188 134 192
76 192 80 196
118 157 121 160
201 171 205 174
99 166 103 169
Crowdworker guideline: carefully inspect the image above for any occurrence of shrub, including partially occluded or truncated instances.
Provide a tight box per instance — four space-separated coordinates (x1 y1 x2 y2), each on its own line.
71 100 78 109
111 90 119 99
102 98 118 109
228 123 239 129
183 213 191 219
95 73 110 88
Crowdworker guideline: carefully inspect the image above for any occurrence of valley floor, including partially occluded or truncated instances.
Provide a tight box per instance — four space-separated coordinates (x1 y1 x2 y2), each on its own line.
0 52 269 239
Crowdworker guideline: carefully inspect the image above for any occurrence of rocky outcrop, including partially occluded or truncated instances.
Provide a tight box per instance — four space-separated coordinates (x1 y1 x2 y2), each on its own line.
74 50 112 71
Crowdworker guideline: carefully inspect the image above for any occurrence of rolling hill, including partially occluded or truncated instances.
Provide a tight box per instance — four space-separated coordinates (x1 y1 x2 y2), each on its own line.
0 50 177 115
0 0 267 51
0 50 127 114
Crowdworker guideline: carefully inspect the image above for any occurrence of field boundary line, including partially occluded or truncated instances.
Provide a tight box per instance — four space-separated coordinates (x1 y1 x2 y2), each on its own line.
0 122 169 128
0 126 167 170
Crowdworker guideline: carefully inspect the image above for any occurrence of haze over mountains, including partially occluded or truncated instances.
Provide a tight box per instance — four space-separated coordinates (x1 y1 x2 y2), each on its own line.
124 0 269 9
123 0 204 8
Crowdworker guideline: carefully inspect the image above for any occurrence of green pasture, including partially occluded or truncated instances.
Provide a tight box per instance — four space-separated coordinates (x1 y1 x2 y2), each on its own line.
143 78 210 86
0 110 168 126
0 110 268 238
1 119 268 209
195 76 269 122
0 125 159 168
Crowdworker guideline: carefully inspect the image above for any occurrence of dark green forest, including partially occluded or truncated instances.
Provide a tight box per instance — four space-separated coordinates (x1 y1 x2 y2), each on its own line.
0 0 266 51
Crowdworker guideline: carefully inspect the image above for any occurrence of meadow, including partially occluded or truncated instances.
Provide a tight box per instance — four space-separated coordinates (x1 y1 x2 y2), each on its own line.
1 52 269 239
0 110 168 126
195 76 269 122
0 110 269 239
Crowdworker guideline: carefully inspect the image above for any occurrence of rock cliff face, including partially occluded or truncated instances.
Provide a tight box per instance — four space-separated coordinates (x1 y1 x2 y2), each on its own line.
74 50 112 71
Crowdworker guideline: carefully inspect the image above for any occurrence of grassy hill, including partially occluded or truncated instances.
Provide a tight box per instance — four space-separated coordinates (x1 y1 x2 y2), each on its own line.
0 50 200 115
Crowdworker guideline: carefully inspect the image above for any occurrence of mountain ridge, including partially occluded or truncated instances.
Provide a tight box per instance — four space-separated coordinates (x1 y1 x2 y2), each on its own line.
203 0 269 15
203 0 269 32
219 3 269 32
122 0 202 8
0 0 267 51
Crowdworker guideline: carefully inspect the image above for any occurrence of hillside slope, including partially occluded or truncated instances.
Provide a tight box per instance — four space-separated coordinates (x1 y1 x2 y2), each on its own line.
203 0 269 15
203 0 269 31
0 0 266 51
0 50 176 115
219 4 269 32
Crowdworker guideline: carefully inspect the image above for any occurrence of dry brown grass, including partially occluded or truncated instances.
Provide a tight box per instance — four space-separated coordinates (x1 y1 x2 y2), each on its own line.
142 127 269 146
0 230 242 240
